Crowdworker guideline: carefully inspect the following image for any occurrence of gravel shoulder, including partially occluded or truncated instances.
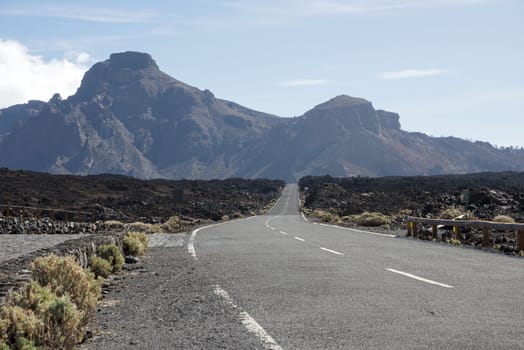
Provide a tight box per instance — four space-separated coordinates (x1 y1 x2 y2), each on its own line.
81 233 263 349
0 234 90 262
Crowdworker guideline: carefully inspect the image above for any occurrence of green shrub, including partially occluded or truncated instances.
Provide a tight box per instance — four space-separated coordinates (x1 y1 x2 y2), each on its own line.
89 256 112 278
354 212 391 227
123 232 148 256
125 232 148 248
0 305 43 346
30 255 101 328
0 256 100 350
123 236 145 256
43 297 82 349
492 215 515 224
97 244 124 273
15 337 38 350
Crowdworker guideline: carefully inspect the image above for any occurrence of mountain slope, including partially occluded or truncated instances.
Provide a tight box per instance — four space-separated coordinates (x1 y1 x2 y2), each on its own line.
0 51 523 181
0 52 280 179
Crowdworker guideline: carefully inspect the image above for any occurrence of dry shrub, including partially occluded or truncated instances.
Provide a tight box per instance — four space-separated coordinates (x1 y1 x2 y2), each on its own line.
439 207 465 219
160 216 180 232
492 215 515 224
354 212 391 227
127 222 162 234
313 209 337 223
103 220 125 229
97 244 124 273
126 232 148 248
89 256 112 278
0 304 43 346
123 232 148 257
221 215 230 221
31 255 101 328
0 262 96 349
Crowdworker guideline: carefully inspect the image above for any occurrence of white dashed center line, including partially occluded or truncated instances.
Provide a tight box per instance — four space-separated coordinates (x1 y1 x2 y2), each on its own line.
294 236 305 242
320 247 344 256
213 285 283 350
279 230 288 235
386 268 454 288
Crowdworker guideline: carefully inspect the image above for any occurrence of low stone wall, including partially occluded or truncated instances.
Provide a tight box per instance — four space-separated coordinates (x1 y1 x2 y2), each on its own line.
0 232 122 304
0 214 98 234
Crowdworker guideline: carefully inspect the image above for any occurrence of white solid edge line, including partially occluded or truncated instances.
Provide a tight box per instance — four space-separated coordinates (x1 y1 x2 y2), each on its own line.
319 223 397 238
213 285 283 350
320 247 344 256
301 212 308 222
386 268 454 288
294 236 305 242
189 215 258 260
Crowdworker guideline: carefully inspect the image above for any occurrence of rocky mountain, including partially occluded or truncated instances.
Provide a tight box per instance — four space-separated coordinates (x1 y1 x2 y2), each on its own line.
0 51 523 181
0 100 45 141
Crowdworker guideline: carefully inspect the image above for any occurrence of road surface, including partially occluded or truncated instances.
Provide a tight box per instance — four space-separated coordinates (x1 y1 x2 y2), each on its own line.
193 184 524 349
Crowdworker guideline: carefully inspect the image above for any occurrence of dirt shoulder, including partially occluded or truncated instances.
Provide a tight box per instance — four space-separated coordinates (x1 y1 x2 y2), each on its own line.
81 234 263 349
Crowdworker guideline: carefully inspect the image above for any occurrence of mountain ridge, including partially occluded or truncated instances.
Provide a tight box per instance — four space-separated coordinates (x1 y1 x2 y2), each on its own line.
0 51 523 181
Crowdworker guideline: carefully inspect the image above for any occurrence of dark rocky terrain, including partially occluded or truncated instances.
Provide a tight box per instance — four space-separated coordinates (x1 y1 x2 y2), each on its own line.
300 172 524 221
299 172 524 254
1 51 523 181
0 168 284 223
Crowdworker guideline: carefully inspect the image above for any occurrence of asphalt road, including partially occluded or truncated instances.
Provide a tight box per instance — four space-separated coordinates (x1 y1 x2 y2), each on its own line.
194 184 524 349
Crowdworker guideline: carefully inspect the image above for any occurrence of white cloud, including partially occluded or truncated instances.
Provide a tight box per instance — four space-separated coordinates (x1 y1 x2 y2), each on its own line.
0 39 91 108
279 79 333 86
378 69 448 79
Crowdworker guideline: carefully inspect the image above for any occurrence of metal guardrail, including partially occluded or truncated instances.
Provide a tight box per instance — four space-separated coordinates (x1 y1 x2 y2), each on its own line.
0 204 94 222
406 216 524 251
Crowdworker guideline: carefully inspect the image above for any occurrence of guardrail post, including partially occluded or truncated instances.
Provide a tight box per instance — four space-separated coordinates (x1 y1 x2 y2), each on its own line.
518 230 524 252
412 222 418 238
482 227 490 247
432 224 438 240
407 221 412 236
453 226 460 241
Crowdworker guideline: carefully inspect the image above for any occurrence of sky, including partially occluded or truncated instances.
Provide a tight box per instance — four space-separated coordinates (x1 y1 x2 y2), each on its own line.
0 0 523 147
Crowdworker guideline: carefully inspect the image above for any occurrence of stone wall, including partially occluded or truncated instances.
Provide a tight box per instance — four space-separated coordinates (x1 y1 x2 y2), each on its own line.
0 232 122 304
0 213 98 234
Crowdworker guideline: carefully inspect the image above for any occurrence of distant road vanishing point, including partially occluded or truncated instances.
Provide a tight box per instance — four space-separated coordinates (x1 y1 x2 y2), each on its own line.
192 184 524 349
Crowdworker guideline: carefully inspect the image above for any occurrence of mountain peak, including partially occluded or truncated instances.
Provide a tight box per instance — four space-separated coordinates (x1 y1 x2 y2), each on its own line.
314 95 370 110
108 51 158 70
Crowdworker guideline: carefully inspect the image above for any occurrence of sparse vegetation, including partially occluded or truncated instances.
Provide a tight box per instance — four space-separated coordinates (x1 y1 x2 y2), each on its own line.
439 207 465 220
126 222 162 234
123 232 148 257
160 215 181 232
352 212 391 227
492 215 515 224
89 256 112 278
97 244 124 273
103 220 125 229
0 255 102 349
30 255 102 328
